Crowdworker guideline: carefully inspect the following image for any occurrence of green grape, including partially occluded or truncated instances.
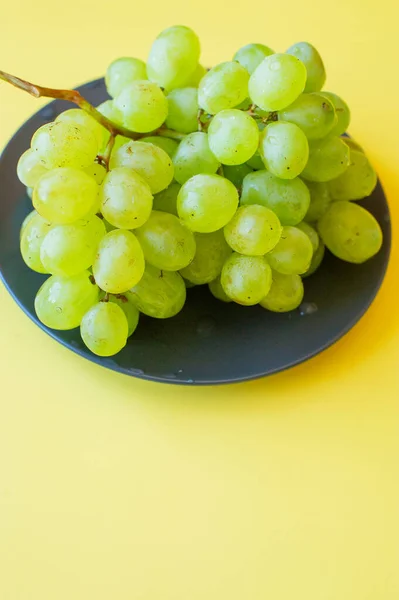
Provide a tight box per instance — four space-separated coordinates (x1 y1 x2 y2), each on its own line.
241 170 310 226
153 182 180 216
179 230 232 284
104 294 139 337
318 201 382 263
221 253 272 306
40 216 106 277
303 181 332 222
80 302 128 356
31 121 99 169
208 276 232 303
208 109 259 165
224 204 282 256
172 132 220 185
177 174 239 233
342 136 363 153
105 57 147 98
35 271 99 330
259 121 309 179
279 93 336 140
302 136 350 182
114 80 168 133
248 53 307 111
56 108 104 148
127 264 186 318
321 92 350 136
20 209 38 240
233 43 274 74
110 141 174 194
141 136 179 158
246 150 265 170
100 167 153 229
147 25 201 91
33 167 99 224
266 225 313 275
198 61 249 114
135 210 196 271
259 271 304 312
166 87 199 134
96 100 124 124
296 221 319 252
183 278 196 289
328 149 377 201
20 212 53 273
84 162 107 185
112 135 132 154
183 63 207 87
17 149 48 187
302 241 325 277
223 164 253 189
26 187 33 199
93 229 145 293
286 42 326 93
103 219 116 232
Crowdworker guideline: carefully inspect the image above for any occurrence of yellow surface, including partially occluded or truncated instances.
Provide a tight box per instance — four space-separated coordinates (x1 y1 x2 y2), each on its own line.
1 2 398 598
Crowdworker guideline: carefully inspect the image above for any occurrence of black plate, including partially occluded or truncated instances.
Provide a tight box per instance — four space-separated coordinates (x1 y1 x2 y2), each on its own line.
0 79 392 385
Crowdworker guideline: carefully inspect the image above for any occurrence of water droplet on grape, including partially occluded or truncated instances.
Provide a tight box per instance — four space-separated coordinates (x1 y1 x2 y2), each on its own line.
299 302 318 316
270 59 281 71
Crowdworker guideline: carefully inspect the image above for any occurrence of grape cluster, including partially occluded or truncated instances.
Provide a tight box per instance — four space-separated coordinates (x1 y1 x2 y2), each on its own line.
17 26 383 357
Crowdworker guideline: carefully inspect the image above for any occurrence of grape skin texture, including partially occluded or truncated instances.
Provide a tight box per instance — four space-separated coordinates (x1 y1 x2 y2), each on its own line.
208 109 259 166
153 183 181 216
198 61 249 114
286 42 326 93
20 212 53 273
128 264 187 318
321 92 350 137
114 80 168 133
17 149 48 187
328 149 377 201
303 241 325 277
221 253 272 306
56 108 105 149
141 136 179 158
259 121 309 179
233 43 274 74
135 210 196 271
35 271 99 330
296 221 319 252
302 137 350 182
105 295 140 337
279 93 336 140
266 226 313 275
166 88 199 134
223 164 253 189
303 181 332 222
81 302 128 357
224 205 282 256
208 276 232 303
105 57 147 98
31 121 98 169
180 230 232 284
318 201 382 263
177 174 239 233
260 271 304 312
100 167 153 229
173 132 220 185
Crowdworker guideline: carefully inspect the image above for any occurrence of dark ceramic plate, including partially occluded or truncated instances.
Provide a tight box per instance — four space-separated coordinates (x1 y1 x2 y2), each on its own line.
0 79 392 385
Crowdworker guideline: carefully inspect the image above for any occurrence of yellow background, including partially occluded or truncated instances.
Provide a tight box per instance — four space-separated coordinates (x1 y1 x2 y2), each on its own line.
1 1 398 598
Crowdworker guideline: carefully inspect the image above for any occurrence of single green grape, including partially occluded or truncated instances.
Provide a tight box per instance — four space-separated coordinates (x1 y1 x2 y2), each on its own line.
20 209 38 240
321 92 350 136
279 93 336 140
198 61 249 114
208 109 259 165
302 241 325 277
342 136 364 153
135 210 196 271
248 53 307 111
105 57 147 98
33 167 99 224
56 108 104 149
183 278 197 289
302 136 350 182
179 230 232 284
104 294 140 337
147 25 201 91
259 121 309 179
17 149 48 187
141 136 179 158
208 276 232 303
96 100 125 149
328 149 377 201
114 80 168 133
152 182 181 216
20 212 53 273
246 150 265 170
110 141 174 194
100 167 153 229
259 271 304 312
93 229 145 293
127 264 186 318
166 87 199 134
84 162 107 185
35 270 99 330
233 43 274 74
221 253 272 306
296 221 319 252
223 164 253 189
31 121 99 169
266 225 313 275
183 63 207 87
318 201 383 263
40 216 106 277
80 302 128 356
172 132 220 185
26 187 33 199
286 42 326 93
303 181 332 222
241 170 310 226
224 204 282 256
177 174 239 233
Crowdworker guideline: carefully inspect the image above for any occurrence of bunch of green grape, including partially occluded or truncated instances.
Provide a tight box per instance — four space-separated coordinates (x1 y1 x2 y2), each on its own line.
17 25 383 357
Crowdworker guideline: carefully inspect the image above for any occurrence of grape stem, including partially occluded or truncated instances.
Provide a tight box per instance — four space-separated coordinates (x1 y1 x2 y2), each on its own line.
97 134 116 170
